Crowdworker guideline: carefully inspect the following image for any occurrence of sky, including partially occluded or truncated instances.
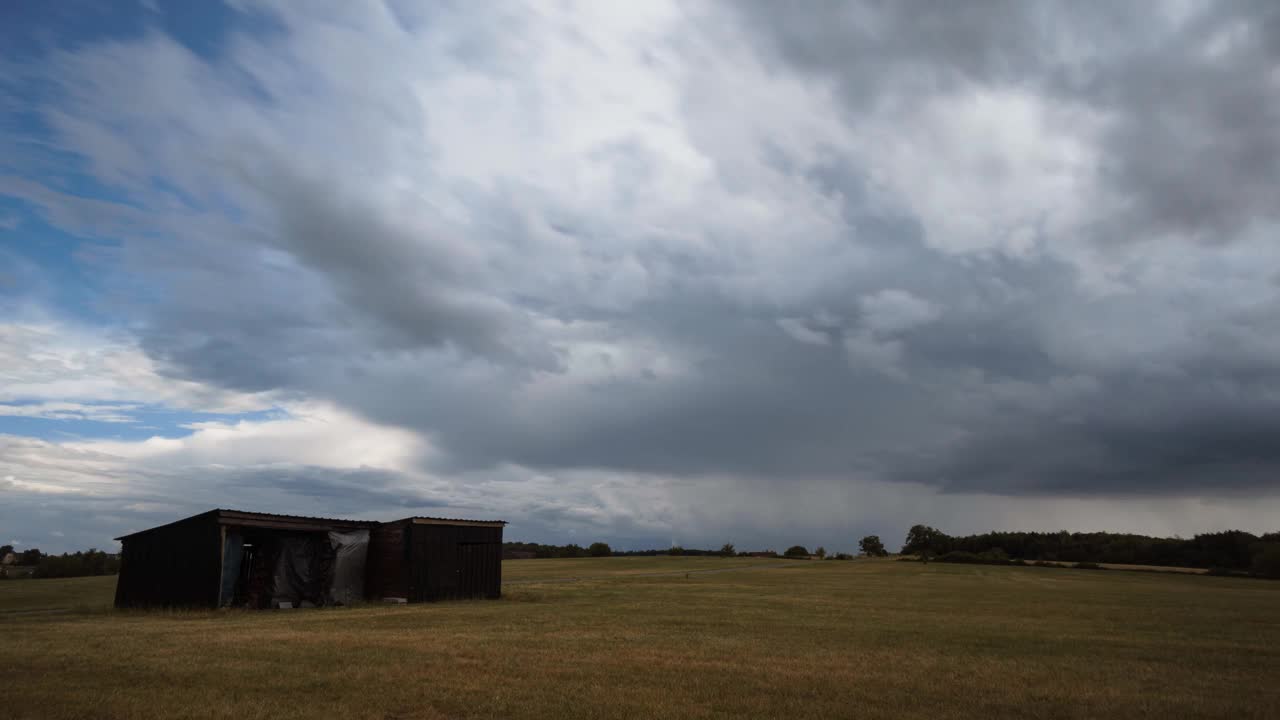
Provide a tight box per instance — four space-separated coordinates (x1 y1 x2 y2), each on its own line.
3 0 1280 554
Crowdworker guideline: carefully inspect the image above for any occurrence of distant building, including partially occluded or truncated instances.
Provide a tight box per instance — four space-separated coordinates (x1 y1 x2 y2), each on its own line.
0 552 16 565
114 509 506 609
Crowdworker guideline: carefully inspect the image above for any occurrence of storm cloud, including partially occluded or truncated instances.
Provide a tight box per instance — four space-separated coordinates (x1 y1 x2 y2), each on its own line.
3 0 1280 549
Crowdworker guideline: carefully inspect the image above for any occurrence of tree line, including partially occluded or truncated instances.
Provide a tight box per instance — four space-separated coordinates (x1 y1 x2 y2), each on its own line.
898 525 1280 577
503 541 745 558
0 546 121 579
503 541 870 559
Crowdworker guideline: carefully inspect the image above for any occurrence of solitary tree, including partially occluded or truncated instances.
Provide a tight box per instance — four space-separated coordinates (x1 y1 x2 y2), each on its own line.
784 545 810 558
719 542 736 557
901 525 948 555
815 546 827 559
859 535 888 557
588 542 612 557
0 544 13 558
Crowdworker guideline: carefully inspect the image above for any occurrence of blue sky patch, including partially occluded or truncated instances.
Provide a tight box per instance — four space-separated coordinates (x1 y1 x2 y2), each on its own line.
0 403 283 442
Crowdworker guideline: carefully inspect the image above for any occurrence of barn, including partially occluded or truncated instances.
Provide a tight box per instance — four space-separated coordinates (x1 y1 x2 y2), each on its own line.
114 509 506 609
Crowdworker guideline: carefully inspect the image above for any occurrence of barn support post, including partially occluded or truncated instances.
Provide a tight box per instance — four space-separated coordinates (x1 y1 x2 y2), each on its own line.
217 525 226 607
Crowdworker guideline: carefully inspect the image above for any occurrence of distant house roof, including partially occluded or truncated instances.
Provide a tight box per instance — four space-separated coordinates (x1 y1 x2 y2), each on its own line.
115 509 505 541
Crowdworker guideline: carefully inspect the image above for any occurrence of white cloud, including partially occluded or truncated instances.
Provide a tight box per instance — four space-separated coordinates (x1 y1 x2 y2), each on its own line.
0 401 140 423
0 320 273 414
860 289 940 334
71 401 424 472
777 317 832 346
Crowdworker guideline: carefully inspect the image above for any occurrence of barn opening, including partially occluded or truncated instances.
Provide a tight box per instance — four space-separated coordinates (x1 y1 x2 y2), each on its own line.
114 509 506 609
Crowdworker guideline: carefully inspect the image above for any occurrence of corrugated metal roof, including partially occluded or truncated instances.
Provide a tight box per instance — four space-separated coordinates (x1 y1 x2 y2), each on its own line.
116 508 505 540
410 515 508 525
216 508 378 525
403 515 507 527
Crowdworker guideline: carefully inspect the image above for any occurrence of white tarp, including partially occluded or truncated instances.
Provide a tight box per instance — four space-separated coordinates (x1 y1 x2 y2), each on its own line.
327 529 369 605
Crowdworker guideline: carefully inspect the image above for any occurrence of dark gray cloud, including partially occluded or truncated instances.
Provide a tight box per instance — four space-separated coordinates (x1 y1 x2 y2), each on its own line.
5 0 1280 544
733 0 1280 243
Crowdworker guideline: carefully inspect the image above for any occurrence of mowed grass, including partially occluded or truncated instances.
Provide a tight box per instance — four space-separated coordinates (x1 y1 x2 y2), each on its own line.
0 557 783 613
0 574 116 613
3 559 1279 719
503 555 799 581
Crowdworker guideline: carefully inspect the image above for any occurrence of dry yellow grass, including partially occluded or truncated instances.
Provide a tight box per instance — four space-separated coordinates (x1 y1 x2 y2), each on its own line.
3 558 1278 719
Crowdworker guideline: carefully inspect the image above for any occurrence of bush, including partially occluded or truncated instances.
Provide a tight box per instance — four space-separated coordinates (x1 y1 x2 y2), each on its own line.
1250 546 1280 579
935 551 982 564
783 545 810 558
980 547 1009 562
933 551 1030 568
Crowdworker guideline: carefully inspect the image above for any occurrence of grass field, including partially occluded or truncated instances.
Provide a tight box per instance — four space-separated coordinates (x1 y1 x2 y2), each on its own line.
3 558 1278 719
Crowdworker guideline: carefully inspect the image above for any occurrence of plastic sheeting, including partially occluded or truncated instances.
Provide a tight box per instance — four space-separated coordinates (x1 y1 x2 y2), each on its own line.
268 531 369 608
219 532 244 607
271 535 329 607
327 530 369 605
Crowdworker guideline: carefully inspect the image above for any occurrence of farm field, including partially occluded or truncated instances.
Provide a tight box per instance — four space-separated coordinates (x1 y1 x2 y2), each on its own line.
3 558 1278 719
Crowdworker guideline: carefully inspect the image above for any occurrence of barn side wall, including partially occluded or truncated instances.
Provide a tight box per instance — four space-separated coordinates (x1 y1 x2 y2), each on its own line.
407 524 503 602
114 512 222 608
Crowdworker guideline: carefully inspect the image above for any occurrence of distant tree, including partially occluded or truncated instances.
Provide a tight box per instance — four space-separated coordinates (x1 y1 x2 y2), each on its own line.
901 525 949 555
859 535 888 557
563 544 587 558
1252 546 1280 579
0 544 13 557
668 545 684 556
588 542 612 557
814 546 827 559
784 545 809 558
719 543 735 557
18 548 41 566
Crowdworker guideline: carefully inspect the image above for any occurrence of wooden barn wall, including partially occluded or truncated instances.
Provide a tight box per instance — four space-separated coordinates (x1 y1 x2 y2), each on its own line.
407 524 503 602
114 513 222 608
365 520 409 600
